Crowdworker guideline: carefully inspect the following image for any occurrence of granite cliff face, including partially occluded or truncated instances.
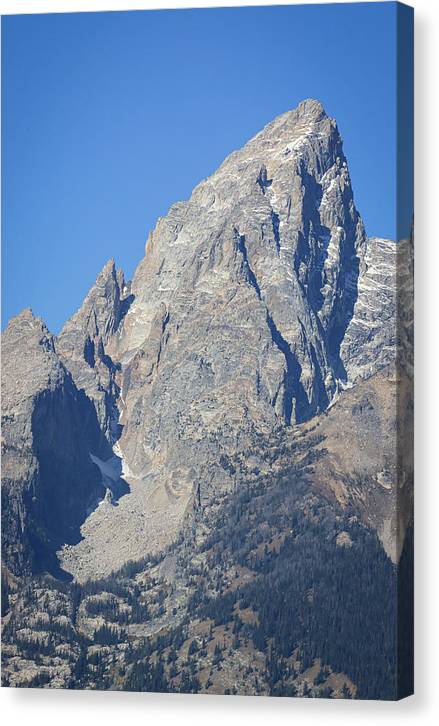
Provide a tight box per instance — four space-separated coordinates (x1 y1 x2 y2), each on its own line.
2 99 412 582
56 259 131 444
117 99 364 434
1 310 107 577
85 100 365 571
340 234 414 383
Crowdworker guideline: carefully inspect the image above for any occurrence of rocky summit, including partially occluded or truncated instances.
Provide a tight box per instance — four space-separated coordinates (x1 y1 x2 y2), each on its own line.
1 100 413 698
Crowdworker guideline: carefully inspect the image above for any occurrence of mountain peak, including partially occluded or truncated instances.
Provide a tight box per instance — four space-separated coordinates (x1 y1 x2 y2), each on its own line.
16 306 35 319
59 258 122 342
98 98 369 575
98 257 117 280
252 98 331 146
8 306 37 324
3 307 51 342
1 306 63 408
293 97 326 120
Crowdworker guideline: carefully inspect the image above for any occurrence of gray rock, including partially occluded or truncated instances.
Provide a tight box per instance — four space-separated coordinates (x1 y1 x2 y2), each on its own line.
340 233 414 383
57 258 131 444
1 309 107 576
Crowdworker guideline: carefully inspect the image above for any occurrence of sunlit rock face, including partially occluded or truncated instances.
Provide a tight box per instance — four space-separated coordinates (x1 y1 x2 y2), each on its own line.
110 100 366 525
340 233 413 384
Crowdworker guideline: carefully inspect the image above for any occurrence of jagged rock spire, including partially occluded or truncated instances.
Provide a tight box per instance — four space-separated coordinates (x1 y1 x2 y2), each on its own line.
56 258 129 443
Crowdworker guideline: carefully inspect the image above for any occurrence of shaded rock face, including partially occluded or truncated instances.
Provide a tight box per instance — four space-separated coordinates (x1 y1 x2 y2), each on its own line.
1 310 108 577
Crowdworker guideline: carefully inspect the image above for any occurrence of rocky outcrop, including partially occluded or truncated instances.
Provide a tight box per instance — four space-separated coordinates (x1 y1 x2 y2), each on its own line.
299 365 413 562
57 259 132 444
1 310 108 577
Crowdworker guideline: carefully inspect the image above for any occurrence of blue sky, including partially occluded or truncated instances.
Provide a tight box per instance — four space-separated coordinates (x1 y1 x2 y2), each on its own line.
2 3 410 332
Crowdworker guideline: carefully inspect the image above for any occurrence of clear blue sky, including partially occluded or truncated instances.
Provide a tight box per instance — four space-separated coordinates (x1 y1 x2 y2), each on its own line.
1 3 411 332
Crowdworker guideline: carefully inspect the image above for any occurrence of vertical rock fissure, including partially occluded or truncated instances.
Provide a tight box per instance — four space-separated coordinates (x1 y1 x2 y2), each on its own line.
235 229 309 425
266 312 307 426
271 211 281 254
235 232 261 299
256 165 272 194
155 310 170 370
